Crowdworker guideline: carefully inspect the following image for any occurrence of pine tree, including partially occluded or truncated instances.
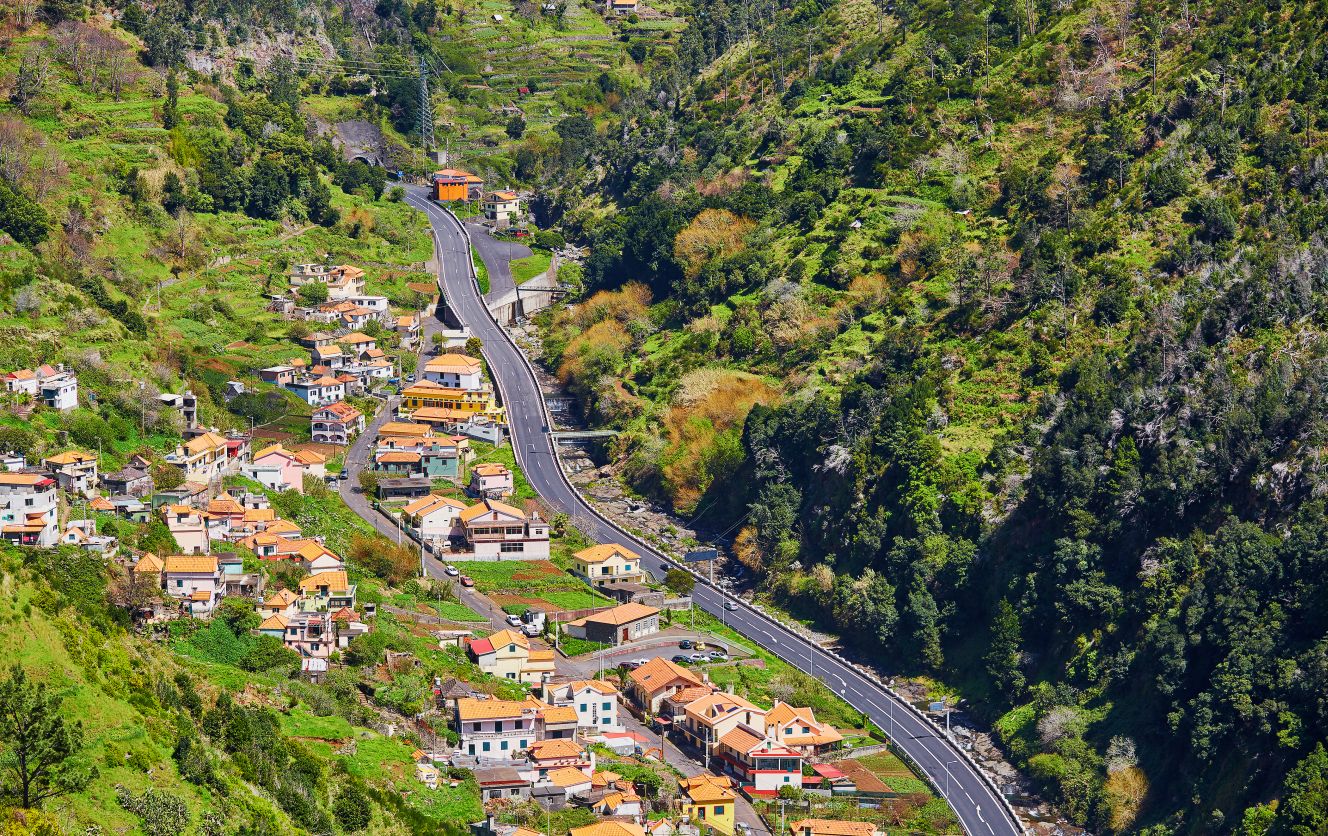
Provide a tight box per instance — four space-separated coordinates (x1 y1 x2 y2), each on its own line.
162 69 180 130
0 666 88 808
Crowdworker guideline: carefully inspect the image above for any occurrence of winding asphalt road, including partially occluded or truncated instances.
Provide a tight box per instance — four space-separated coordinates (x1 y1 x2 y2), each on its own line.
468 222 533 301
402 186 1023 836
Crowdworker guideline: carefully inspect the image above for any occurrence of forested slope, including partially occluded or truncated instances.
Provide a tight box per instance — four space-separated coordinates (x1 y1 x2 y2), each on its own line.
524 0 1328 830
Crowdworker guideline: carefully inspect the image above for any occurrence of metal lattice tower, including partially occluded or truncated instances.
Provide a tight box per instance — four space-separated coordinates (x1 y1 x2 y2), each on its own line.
418 56 435 156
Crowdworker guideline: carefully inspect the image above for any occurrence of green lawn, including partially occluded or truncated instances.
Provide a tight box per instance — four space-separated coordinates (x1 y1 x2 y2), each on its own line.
473 247 491 294
280 710 355 740
510 249 553 285
451 559 613 612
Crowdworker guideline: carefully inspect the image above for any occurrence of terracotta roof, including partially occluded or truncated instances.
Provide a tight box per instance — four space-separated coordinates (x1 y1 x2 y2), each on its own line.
0 473 51 486
486 190 519 201
540 705 578 724
424 353 482 374
189 589 212 601
44 450 96 466
527 649 555 662
472 463 511 476
184 431 227 455
293 449 326 465
265 520 302 534
316 401 362 420
528 739 584 760
684 692 763 727
666 685 715 706
311 376 342 387
296 541 338 562
680 774 736 803
574 543 638 564
568 602 658 628
787 821 877 836
133 553 164 574
298 570 349 592
264 588 297 607
629 657 702 692
339 332 375 344
163 555 217 574
569 823 645 836
253 444 295 461
259 613 289 629
244 508 277 522
379 421 434 436
455 697 528 721
546 765 592 788
377 451 421 464
718 726 764 754
402 493 467 516
564 679 618 696
331 606 357 623
460 498 525 523
486 628 529 649
6 369 35 380
207 493 243 514
89 496 115 511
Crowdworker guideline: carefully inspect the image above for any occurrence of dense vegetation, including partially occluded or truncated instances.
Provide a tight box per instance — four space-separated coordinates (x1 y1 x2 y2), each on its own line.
523 0 1328 829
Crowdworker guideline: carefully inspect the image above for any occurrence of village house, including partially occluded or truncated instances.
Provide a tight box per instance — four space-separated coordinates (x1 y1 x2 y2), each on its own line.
311 343 345 369
60 519 116 555
460 499 550 560
37 366 79 411
290 264 366 300
3 369 38 397
165 430 230 484
433 168 485 201
482 190 522 226
569 823 645 836
563 602 660 646
163 555 222 617
245 445 315 493
606 0 637 12
679 775 737 835
536 701 579 740
287 375 345 407
469 463 514 497
311 401 366 447
297 570 356 612
338 332 377 357
526 739 590 779
543 679 621 731
627 657 706 714
466 627 556 683
543 766 593 799
282 611 336 658
162 504 210 554
764 702 844 756
258 365 298 386
423 353 484 389
260 588 299 620
571 544 644 588
101 460 152 497
675 691 766 754
455 697 539 758
396 314 421 346
401 380 505 422
587 776 643 819
347 295 390 316
402 493 468 545
43 450 98 497
218 552 262 598
475 766 532 802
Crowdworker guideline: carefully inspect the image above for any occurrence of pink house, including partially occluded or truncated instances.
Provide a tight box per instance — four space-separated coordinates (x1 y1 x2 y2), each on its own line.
246 445 306 493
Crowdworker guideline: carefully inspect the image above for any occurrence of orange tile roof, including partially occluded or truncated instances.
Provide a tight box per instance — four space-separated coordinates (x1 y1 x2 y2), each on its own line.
133 553 164 574
259 614 289 629
424 353 483 374
718 726 764 754
568 602 658 628
569 823 644 836
528 739 584 760
629 657 702 692
163 555 218 574
460 498 525 523
44 450 96 465
455 697 528 721
298 570 349 592
573 543 638 564
264 588 297 607
786 821 877 836
546 765 592 788
680 774 736 803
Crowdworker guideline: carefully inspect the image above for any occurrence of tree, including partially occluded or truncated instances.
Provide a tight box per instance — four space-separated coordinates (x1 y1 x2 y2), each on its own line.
1277 743 1328 833
505 115 526 140
333 784 372 831
160 171 185 214
298 281 330 306
356 470 380 496
464 336 484 357
9 48 52 115
664 568 695 595
108 561 159 614
162 69 179 130
151 462 184 491
984 598 1025 697
0 180 50 247
0 666 88 808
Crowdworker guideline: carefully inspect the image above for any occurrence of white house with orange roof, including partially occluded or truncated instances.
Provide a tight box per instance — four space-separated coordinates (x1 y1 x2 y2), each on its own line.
675 691 767 754
287 375 345 406
460 498 549 560
165 430 230 484
542 765 593 799
763 702 844 756
290 263 366 300
454 697 539 757
163 555 222 616
402 493 468 544
162 505 210 555
469 463 514 497
3 368 39 397
544 679 621 731
245 445 324 493
43 450 98 496
571 543 644 587
422 353 484 390
627 657 706 714
466 627 555 683
311 401 364 445
526 738 590 778
297 570 356 612
482 190 521 225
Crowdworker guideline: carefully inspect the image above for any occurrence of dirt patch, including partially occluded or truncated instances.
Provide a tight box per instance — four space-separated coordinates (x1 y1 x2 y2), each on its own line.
512 564 564 581
839 759 893 794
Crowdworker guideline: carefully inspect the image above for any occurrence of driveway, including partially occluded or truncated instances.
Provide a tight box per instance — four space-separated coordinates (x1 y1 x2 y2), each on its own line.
466 222 532 301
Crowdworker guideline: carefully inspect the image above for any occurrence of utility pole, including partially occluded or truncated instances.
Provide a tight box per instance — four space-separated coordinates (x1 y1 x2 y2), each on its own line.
419 56 435 160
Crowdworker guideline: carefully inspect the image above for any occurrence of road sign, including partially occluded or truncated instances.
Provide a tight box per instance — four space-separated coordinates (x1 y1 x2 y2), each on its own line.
684 548 718 563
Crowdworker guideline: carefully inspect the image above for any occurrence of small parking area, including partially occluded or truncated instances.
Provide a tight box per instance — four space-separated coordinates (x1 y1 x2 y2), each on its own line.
591 624 753 670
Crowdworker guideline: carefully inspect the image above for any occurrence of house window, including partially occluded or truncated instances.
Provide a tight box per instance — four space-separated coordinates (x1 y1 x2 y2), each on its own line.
603 702 612 711
482 742 490 752
500 740 508 751
468 744 476 755
714 807 725 816
697 808 705 820
520 739 527 748
601 717 611 725
500 542 524 553
624 564 632 571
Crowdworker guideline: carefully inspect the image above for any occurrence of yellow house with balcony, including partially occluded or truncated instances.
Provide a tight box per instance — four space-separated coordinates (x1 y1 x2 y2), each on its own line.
572 543 645 587
401 380 504 422
679 774 736 835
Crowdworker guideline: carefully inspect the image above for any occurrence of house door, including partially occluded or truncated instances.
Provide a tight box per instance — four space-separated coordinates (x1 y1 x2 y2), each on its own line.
621 627 628 642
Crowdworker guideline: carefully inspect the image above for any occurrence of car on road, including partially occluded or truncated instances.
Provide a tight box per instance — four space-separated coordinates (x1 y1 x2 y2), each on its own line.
671 655 692 664
444 565 459 576
724 600 738 611
506 614 523 627
522 624 541 637
678 639 692 650
459 576 474 587
688 653 708 663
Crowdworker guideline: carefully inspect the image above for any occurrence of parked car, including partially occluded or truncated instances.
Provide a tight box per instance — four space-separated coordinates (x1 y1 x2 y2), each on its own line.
506 614 523 627
459 576 474 587
444 564 460 577
724 600 738 611
671 655 692 664
708 650 728 661
522 624 541 637
688 653 707 663
678 639 693 650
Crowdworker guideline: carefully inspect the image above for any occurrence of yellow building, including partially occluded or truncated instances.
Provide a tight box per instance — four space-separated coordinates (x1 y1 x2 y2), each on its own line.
465 627 555 683
571 543 645 587
401 380 504 422
679 774 737 835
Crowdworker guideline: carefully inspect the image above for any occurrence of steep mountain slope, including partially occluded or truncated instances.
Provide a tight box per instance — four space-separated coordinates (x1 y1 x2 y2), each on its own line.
525 0 1328 830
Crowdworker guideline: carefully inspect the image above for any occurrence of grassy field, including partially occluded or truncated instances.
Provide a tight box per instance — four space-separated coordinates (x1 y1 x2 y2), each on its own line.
450 559 612 612
511 249 553 285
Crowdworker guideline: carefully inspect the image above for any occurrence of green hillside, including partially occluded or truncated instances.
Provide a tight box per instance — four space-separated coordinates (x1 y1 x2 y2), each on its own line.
519 0 1328 830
